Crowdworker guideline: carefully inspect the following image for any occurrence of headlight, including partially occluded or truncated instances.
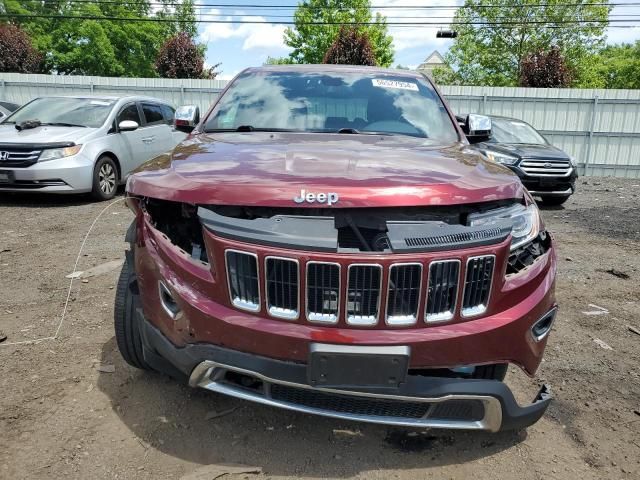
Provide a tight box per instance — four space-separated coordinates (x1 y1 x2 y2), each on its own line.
568 155 577 167
484 150 518 165
468 203 540 250
38 145 82 162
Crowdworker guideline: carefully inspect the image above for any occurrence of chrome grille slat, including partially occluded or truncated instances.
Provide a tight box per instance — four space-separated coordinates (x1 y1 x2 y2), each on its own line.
306 262 340 323
519 157 572 177
425 260 460 323
386 263 422 325
225 250 260 312
265 257 299 320
0 147 43 167
347 264 382 326
461 255 495 317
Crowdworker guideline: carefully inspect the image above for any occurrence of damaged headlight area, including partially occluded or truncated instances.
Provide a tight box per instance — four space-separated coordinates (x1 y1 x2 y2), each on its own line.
468 203 540 251
143 198 209 263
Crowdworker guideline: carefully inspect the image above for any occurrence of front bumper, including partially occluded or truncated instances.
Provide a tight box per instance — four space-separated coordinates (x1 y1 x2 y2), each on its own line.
509 166 578 197
138 313 552 432
0 153 94 193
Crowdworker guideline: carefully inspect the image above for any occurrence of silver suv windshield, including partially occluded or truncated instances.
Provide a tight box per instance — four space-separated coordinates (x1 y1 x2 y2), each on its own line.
5 97 116 128
204 70 459 143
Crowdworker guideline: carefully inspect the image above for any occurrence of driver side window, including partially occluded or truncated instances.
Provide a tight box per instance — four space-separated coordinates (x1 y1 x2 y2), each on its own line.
117 103 141 126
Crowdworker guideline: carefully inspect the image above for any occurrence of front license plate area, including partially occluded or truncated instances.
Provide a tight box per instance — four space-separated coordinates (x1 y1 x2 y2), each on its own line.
308 344 409 389
0 171 13 184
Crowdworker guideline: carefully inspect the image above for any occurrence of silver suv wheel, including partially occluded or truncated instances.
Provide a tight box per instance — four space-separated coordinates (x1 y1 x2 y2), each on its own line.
99 162 116 194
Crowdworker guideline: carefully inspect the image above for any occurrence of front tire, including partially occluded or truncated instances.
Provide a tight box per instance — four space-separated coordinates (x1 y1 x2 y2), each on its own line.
114 260 151 370
540 195 570 206
91 155 118 201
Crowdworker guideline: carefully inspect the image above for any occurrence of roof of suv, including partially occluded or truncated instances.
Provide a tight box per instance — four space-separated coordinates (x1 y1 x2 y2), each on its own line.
243 64 427 80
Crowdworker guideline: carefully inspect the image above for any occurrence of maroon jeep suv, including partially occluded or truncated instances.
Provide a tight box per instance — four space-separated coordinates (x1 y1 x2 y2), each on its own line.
115 66 557 432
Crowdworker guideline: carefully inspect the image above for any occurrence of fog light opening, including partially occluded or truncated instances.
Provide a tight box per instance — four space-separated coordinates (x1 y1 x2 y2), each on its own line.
531 308 557 342
158 281 181 319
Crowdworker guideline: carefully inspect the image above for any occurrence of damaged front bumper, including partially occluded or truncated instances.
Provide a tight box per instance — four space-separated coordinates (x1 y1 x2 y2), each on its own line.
139 312 552 432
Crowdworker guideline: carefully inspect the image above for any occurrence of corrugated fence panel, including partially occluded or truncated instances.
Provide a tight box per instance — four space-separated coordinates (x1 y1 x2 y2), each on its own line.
2 74 640 177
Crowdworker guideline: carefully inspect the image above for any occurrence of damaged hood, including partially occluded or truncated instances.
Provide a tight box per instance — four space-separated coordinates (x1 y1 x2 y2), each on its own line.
127 132 524 207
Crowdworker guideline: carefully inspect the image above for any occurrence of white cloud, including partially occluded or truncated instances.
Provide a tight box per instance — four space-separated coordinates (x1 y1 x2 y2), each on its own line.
199 9 289 51
374 0 462 54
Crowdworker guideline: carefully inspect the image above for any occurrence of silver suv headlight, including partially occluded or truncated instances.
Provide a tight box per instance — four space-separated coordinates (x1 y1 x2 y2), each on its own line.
468 203 540 250
39 145 82 162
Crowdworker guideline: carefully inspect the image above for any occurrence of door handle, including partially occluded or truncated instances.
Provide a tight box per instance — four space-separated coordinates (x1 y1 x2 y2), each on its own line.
142 136 155 143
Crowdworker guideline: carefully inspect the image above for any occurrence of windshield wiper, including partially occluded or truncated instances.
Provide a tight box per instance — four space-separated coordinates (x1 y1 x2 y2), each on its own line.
204 126 301 133
336 128 360 134
41 122 87 128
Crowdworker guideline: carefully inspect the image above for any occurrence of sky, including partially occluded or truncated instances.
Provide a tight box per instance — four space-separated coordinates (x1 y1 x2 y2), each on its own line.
193 0 640 80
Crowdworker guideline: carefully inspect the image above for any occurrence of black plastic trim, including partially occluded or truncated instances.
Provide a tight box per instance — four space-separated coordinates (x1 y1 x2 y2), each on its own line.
138 312 551 431
0 141 76 149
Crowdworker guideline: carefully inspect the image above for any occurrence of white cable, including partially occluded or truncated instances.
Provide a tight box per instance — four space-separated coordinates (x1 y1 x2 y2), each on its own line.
1 197 125 347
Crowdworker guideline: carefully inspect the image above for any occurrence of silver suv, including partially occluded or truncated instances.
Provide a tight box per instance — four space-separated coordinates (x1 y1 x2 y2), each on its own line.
0 96 187 200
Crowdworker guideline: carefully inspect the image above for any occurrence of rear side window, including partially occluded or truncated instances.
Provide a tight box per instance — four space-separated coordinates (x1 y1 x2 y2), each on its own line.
142 103 165 126
161 104 175 125
117 103 141 125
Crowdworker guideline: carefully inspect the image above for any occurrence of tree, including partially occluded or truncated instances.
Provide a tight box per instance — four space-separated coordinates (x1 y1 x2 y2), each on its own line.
445 0 610 87
590 41 640 89
323 26 376 66
0 23 42 73
3 0 199 77
264 56 296 65
284 0 393 66
519 47 572 87
156 32 212 79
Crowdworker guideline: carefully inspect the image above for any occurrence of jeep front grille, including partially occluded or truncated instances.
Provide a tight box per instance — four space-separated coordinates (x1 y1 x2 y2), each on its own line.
386 264 422 325
265 257 299 319
426 260 460 323
462 255 495 317
347 264 382 326
224 250 496 325
225 250 260 312
306 262 340 324
519 158 572 177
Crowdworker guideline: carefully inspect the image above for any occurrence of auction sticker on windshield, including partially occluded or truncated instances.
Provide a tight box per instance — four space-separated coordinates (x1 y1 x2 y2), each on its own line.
372 79 419 91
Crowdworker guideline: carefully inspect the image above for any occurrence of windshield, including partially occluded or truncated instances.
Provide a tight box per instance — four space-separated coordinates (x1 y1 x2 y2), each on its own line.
490 118 547 144
5 97 116 128
204 70 459 143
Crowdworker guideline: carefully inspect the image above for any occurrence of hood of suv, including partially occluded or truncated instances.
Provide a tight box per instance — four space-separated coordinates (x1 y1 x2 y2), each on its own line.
0 124 98 144
482 142 570 160
128 132 524 207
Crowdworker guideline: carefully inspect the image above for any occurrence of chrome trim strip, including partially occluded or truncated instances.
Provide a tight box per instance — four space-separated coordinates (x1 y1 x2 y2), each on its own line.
305 261 341 324
309 343 410 356
189 360 503 432
346 263 383 326
528 188 573 196
225 249 261 313
460 255 496 318
264 255 300 321
425 259 461 323
385 262 423 326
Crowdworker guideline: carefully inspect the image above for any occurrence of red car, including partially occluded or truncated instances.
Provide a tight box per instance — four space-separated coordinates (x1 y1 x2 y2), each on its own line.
115 65 557 432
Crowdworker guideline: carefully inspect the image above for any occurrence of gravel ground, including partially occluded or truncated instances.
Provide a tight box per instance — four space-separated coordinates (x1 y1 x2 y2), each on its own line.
1 177 639 479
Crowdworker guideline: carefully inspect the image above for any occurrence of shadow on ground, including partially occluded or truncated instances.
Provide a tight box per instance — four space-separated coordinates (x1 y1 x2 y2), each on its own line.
0 189 124 208
97 337 526 477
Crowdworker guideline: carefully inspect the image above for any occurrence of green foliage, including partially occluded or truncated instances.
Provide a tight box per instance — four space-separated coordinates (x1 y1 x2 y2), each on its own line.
284 0 393 67
264 56 296 65
590 42 640 89
3 0 200 77
445 0 610 87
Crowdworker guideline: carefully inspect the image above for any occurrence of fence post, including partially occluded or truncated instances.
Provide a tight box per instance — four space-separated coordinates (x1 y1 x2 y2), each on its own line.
90 82 94 94
482 93 487 114
180 85 185 105
584 94 599 177
0 79 5 100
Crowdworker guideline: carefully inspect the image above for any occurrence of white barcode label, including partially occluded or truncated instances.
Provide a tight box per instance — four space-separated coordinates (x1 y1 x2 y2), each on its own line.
372 79 419 91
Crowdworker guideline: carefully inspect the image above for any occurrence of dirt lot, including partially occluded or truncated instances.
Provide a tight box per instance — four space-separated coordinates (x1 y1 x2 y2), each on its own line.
1 178 639 480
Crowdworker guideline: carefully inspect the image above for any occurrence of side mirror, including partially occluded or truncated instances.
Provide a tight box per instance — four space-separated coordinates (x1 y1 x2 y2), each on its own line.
461 114 491 144
174 105 200 133
119 120 139 132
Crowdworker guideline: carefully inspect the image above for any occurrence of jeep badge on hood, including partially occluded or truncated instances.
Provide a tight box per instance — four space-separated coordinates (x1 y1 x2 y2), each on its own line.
293 189 339 206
